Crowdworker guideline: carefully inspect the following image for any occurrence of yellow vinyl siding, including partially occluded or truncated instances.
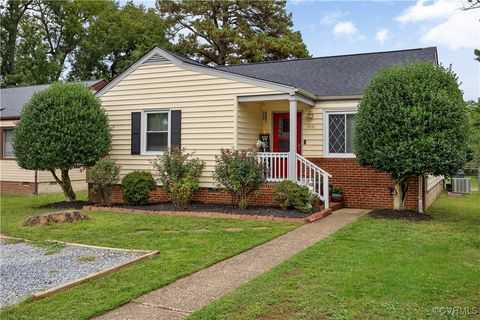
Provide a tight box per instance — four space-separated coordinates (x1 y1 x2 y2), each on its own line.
0 119 86 190
303 100 360 157
100 63 280 186
0 120 35 183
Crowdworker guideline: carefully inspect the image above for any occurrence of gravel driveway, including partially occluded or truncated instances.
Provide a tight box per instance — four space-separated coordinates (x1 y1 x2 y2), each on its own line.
0 239 143 308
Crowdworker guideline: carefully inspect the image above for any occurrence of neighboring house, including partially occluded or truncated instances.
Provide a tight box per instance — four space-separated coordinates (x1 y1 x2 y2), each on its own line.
92 46 444 210
0 80 107 195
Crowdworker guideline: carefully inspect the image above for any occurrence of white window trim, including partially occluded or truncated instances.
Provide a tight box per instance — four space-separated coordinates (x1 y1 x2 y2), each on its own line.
141 109 171 155
323 109 357 158
2 128 15 159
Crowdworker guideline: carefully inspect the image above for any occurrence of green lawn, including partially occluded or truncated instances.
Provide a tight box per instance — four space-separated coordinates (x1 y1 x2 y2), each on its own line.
189 192 480 320
0 192 300 320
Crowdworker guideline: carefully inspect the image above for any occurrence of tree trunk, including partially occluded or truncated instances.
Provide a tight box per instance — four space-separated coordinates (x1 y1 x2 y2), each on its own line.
393 178 409 210
50 169 76 202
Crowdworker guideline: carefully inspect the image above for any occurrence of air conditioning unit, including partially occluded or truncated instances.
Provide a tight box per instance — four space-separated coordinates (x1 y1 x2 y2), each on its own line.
452 178 471 194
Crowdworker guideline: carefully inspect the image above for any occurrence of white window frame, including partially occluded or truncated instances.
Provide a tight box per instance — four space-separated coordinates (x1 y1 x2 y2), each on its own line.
2 128 15 159
141 109 171 155
323 109 357 158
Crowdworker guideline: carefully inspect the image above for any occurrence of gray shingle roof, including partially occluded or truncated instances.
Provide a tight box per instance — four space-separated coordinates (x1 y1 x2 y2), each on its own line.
0 80 104 118
216 47 438 97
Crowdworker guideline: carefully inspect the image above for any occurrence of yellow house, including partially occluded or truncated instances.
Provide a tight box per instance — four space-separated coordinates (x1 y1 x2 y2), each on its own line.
0 80 106 195
93 46 444 210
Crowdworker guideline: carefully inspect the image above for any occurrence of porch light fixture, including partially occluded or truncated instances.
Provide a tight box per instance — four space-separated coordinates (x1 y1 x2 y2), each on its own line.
306 110 314 120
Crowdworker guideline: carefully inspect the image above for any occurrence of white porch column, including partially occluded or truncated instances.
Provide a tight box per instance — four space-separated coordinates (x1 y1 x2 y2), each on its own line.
288 94 297 181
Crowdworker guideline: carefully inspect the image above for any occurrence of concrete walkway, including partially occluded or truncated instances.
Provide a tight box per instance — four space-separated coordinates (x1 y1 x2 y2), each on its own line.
94 208 370 320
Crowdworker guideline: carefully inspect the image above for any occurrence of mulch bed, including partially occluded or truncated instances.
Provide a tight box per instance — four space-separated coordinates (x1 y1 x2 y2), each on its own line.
368 209 432 222
110 202 317 219
35 201 93 210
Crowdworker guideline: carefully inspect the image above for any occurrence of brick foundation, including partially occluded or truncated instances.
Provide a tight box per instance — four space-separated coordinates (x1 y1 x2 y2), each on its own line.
308 157 420 210
89 183 281 207
0 181 36 194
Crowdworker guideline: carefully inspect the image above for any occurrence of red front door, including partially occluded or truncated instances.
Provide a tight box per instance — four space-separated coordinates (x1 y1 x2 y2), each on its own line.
273 112 301 153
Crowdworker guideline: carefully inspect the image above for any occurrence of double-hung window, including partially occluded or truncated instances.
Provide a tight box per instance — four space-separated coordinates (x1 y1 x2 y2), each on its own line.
2 128 15 158
143 110 170 154
325 110 357 157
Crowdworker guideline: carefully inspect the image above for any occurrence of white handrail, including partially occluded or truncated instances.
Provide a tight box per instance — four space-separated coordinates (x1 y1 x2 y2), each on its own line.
295 153 330 208
257 152 331 209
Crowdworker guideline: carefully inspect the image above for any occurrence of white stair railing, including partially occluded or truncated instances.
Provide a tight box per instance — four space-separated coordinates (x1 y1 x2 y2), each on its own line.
257 152 289 182
258 152 332 208
296 153 332 208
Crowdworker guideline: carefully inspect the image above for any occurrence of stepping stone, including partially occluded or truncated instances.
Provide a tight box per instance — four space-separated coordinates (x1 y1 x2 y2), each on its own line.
253 227 271 230
225 227 243 232
164 230 180 234
194 228 209 233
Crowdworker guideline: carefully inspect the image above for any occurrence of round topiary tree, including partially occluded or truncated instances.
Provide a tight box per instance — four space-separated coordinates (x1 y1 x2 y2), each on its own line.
14 82 111 201
355 62 468 210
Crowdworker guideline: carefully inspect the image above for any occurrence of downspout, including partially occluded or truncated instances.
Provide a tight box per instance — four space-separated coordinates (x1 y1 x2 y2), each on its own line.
34 170 38 195
418 176 424 213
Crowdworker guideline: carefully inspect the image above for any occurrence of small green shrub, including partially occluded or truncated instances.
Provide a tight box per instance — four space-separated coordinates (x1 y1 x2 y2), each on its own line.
273 180 316 213
213 148 265 209
332 186 343 195
153 147 204 209
89 159 120 206
121 171 156 205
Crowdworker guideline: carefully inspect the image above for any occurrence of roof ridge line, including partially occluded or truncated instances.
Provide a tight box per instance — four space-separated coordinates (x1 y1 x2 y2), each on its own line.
218 47 437 68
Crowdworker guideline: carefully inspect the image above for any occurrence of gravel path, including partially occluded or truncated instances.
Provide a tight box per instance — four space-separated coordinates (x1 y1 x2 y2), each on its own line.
0 239 142 308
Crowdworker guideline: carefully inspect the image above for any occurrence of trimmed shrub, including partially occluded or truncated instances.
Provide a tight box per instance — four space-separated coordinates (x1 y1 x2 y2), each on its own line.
89 159 120 206
153 147 204 209
213 148 265 209
121 171 156 205
13 82 111 201
355 62 467 209
273 180 316 213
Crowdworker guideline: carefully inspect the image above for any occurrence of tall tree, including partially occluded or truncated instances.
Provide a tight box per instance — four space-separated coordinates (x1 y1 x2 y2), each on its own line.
70 2 168 81
0 0 33 83
157 0 310 65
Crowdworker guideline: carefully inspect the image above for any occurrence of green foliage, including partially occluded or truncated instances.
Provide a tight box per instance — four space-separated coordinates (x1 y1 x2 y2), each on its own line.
121 171 156 205
70 2 168 81
331 186 343 195
153 147 204 209
89 159 120 206
13 82 111 201
273 180 316 213
355 62 468 208
1 0 168 86
475 49 480 62
157 0 310 65
467 100 480 168
213 148 265 209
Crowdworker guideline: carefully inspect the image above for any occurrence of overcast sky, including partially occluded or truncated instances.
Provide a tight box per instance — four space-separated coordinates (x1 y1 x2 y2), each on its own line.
126 0 479 100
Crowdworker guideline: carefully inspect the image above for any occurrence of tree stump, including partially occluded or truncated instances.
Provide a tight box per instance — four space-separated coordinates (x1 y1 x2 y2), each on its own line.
23 210 90 226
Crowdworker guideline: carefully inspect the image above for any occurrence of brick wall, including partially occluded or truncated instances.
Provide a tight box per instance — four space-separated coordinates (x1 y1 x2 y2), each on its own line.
89 183 280 207
0 181 36 194
308 157 419 210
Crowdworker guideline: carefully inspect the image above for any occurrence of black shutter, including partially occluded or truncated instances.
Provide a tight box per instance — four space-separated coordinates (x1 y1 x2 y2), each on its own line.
131 112 141 154
171 110 181 147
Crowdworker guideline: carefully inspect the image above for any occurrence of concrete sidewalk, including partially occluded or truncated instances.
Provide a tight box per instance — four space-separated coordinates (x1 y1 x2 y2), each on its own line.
94 208 370 320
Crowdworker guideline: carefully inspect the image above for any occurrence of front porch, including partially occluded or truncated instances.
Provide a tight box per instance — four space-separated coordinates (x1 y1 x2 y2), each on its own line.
236 93 331 208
